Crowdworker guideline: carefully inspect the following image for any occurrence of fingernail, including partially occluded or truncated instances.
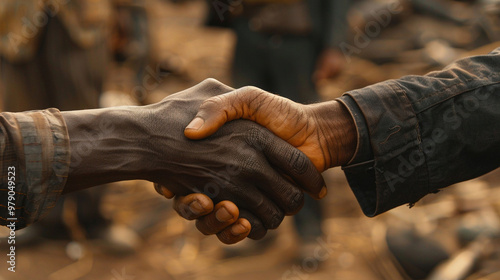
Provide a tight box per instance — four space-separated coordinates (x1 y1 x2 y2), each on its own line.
161 186 174 198
186 117 204 131
319 186 327 199
215 207 233 222
231 223 248 236
189 200 204 215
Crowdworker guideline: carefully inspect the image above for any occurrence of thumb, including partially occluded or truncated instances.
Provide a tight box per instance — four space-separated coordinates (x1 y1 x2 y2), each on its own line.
184 87 268 139
184 97 232 140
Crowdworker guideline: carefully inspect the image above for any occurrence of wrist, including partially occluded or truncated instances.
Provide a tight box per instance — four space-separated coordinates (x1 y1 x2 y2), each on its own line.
308 100 357 168
62 106 149 192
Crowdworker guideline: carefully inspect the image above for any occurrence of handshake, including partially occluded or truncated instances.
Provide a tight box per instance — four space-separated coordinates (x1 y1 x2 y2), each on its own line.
62 79 357 244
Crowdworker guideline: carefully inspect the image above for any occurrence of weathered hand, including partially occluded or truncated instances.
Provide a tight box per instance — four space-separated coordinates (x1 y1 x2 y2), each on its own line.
174 85 357 244
63 79 325 243
141 79 325 240
184 86 357 172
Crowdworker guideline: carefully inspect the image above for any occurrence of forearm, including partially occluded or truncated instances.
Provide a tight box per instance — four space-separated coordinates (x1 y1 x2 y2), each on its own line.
61 107 150 193
338 48 500 216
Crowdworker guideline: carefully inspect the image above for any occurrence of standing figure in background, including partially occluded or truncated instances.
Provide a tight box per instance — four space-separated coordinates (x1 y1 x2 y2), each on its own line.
107 0 152 106
0 0 111 111
206 0 351 261
0 0 138 251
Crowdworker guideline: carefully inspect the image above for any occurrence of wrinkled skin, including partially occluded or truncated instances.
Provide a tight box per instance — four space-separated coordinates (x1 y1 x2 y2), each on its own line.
164 82 357 244
63 79 325 243
144 80 326 236
184 85 357 172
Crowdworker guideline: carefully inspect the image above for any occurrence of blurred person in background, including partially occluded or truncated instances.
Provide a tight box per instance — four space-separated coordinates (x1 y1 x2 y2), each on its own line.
205 0 351 262
0 0 147 252
106 0 152 106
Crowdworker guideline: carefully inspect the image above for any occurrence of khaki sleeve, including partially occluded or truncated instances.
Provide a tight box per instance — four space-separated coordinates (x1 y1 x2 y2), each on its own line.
0 108 70 230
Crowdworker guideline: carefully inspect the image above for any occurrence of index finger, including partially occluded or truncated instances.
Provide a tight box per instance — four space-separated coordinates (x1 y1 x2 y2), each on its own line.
248 128 326 199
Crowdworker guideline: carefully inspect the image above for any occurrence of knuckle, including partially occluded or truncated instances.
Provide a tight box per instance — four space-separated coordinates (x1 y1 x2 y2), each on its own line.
199 96 223 111
174 203 196 220
289 149 308 175
241 85 264 96
197 96 232 120
200 78 234 94
244 127 266 150
201 78 223 87
195 219 217 235
239 86 274 105
267 172 304 215
261 207 284 229
282 189 304 215
268 213 284 229
204 77 220 83
241 156 263 177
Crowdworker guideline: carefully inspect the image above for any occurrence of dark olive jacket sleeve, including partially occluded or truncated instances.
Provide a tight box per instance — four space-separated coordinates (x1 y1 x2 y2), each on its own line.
0 109 70 229
337 48 500 217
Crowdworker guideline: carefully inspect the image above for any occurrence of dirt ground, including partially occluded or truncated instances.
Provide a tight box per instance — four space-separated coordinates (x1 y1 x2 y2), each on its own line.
1 1 500 279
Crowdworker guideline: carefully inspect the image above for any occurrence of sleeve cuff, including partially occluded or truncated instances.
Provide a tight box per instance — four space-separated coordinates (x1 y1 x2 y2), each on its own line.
336 81 430 217
5 109 70 229
337 95 373 165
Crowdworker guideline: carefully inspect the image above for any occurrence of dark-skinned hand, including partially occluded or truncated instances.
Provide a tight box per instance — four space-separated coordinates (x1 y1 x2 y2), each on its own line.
160 83 357 244
144 79 325 243
63 79 326 244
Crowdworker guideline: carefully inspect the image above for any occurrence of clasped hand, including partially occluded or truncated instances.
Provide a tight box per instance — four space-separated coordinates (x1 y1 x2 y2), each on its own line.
151 79 356 244
144 79 329 243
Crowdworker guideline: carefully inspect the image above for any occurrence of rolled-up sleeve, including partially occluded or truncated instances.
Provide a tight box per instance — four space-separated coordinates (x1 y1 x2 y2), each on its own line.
337 48 500 217
0 108 70 229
